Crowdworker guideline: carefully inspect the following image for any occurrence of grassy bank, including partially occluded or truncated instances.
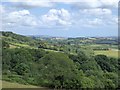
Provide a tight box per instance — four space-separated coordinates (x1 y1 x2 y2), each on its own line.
2 81 43 88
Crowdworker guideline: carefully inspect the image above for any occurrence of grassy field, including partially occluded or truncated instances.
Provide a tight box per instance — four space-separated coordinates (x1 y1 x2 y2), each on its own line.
9 43 35 48
2 81 46 88
89 44 118 49
94 49 119 58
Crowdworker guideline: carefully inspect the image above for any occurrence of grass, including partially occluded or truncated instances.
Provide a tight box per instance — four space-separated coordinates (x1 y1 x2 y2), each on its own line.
9 42 37 49
94 49 119 58
2 80 45 88
10 43 31 48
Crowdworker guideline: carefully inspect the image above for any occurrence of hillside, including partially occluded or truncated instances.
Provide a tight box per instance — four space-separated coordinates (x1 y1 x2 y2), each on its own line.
1 32 119 89
1 31 41 49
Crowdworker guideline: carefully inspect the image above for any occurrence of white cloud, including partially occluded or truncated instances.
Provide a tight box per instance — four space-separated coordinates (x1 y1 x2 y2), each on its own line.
4 0 54 8
87 18 103 25
100 0 118 8
75 7 117 27
22 1 53 8
72 0 118 9
2 9 38 28
41 9 72 26
2 0 118 9
74 18 104 28
9 10 30 16
2 8 73 30
81 9 112 16
106 16 118 25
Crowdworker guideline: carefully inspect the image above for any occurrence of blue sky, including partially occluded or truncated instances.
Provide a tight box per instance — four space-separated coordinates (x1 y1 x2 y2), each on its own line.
1 0 118 37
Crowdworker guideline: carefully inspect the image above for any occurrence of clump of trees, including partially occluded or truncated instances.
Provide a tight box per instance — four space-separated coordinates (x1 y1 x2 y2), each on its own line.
2 46 119 89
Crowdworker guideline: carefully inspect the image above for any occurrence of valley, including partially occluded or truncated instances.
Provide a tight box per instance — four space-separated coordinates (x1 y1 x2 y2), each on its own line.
1 31 119 89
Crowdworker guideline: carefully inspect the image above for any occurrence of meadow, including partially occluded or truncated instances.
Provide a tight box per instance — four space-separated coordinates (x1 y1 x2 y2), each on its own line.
94 49 119 58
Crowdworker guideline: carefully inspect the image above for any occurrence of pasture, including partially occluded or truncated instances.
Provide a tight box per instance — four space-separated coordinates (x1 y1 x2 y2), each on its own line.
94 49 119 58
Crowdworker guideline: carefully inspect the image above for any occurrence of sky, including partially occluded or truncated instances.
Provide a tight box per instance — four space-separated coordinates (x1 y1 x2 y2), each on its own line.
0 0 119 37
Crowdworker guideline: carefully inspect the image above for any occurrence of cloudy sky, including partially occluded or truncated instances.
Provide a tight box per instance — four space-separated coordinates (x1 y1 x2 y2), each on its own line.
1 0 119 37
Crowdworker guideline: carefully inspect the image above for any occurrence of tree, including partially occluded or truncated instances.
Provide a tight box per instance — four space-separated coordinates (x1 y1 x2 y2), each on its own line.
14 63 30 75
103 72 118 88
2 41 9 48
95 55 112 72
37 52 83 89
80 77 95 88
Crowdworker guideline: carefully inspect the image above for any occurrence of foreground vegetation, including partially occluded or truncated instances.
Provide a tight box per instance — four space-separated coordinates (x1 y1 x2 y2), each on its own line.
1 32 119 89
2 81 42 88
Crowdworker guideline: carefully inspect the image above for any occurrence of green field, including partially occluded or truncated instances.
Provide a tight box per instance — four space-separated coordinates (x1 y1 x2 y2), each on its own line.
94 49 119 58
2 81 44 88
